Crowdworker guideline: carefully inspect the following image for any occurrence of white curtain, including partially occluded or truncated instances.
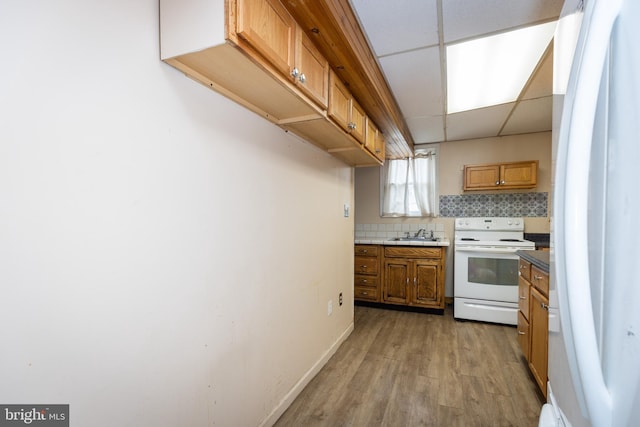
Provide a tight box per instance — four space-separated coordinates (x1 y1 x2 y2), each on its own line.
382 152 437 217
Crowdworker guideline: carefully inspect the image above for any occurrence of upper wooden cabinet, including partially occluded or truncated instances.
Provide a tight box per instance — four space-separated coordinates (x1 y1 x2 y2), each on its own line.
328 70 366 143
159 0 381 166
237 0 328 108
463 161 538 191
281 0 415 158
236 0 296 77
364 118 385 162
295 30 329 108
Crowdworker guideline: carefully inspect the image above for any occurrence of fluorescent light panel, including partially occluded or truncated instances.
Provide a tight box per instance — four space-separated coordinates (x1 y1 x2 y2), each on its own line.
447 21 557 114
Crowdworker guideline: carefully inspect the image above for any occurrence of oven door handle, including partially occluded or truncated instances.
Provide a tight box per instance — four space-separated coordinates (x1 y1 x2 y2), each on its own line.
454 246 521 254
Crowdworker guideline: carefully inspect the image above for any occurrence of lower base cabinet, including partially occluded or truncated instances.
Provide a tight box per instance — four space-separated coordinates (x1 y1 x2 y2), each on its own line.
383 246 445 310
354 244 446 310
517 256 549 397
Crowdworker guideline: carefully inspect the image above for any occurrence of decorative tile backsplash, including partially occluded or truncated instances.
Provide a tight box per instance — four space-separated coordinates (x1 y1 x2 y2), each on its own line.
439 192 548 218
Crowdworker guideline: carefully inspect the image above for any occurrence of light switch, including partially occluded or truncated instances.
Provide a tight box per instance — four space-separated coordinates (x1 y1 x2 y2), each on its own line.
343 203 350 218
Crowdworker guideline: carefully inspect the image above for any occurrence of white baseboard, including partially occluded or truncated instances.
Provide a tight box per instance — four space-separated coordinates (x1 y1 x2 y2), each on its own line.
259 321 355 427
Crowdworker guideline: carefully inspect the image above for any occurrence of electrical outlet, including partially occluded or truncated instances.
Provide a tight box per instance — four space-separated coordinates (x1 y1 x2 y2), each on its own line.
339 292 343 306
328 300 333 316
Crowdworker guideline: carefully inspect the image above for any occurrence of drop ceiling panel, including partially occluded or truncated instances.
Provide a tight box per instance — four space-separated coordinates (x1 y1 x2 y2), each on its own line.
348 0 561 150
379 47 442 118
405 116 445 144
521 47 553 100
442 0 563 43
350 0 439 56
446 103 514 141
501 96 553 135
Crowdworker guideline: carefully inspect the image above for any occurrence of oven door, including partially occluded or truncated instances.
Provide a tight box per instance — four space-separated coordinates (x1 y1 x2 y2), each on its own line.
454 246 521 303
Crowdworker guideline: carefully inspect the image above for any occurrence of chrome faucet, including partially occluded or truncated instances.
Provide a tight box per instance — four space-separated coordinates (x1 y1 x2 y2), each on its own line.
415 228 426 237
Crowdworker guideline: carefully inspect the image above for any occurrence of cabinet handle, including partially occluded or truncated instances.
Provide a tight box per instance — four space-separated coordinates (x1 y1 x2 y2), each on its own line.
534 275 544 280
518 331 526 335
519 296 526 300
362 279 367 283
541 302 549 311
414 277 417 285
361 291 368 295
348 122 356 130
360 249 368 254
291 67 299 78
298 73 306 83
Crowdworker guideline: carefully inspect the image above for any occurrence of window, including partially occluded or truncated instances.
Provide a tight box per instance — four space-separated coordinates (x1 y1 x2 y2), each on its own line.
381 147 438 217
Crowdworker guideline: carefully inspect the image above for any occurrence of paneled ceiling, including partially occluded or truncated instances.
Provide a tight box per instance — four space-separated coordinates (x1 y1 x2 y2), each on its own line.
349 0 563 146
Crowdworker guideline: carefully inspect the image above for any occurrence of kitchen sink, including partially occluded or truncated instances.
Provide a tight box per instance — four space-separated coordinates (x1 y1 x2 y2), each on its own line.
390 237 440 242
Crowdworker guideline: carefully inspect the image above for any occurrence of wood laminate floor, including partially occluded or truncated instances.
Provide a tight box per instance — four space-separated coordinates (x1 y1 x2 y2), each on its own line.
275 305 544 427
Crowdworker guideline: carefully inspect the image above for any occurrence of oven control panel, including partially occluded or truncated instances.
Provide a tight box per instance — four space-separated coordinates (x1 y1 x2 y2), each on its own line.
455 217 524 231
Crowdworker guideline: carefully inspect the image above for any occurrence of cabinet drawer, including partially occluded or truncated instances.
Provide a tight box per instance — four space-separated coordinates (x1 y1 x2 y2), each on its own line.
531 266 549 296
384 246 442 259
519 258 531 281
518 276 531 321
354 245 379 257
354 275 378 288
355 285 378 302
355 256 379 275
517 310 530 361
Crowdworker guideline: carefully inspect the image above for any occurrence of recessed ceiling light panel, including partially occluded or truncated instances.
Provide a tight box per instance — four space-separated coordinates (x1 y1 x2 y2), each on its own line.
447 21 556 114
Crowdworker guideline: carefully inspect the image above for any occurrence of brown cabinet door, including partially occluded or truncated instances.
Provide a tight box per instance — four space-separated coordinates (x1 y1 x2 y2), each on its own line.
518 276 531 321
328 70 351 132
349 98 366 143
236 0 296 77
517 310 530 361
364 118 377 154
384 260 410 304
295 29 329 108
374 129 385 161
413 261 439 307
529 286 549 397
501 161 538 188
463 164 500 190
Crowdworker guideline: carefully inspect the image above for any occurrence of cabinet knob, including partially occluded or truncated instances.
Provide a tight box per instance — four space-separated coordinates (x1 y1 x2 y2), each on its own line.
541 302 549 311
348 122 356 130
291 67 300 78
298 73 306 83
501 180 505 184
361 291 368 296
496 181 500 185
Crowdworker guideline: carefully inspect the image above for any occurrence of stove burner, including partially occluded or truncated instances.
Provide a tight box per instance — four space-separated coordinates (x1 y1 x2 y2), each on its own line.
499 238 522 242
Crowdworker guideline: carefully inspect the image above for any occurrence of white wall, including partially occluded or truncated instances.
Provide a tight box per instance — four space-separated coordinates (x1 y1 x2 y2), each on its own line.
0 1 354 426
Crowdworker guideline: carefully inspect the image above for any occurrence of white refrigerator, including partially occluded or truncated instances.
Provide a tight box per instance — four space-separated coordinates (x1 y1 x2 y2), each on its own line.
542 0 640 426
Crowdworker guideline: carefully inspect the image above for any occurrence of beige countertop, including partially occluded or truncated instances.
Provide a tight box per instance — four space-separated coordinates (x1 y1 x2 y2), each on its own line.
355 238 450 247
